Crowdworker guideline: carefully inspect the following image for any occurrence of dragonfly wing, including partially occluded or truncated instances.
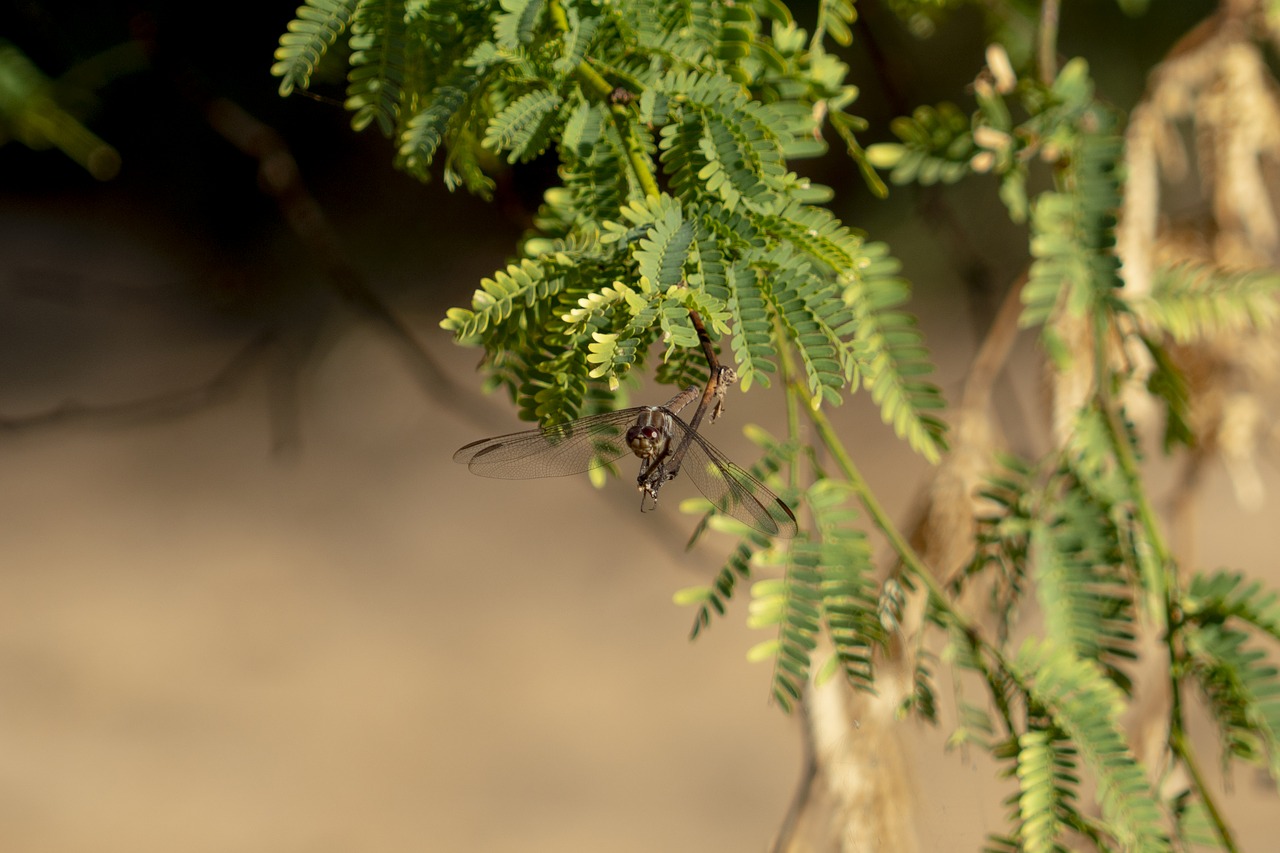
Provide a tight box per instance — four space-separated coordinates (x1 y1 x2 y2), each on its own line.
668 421 798 538
453 410 638 479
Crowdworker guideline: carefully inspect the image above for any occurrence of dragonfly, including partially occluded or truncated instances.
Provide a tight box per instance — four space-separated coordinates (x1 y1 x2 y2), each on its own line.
454 384 798 538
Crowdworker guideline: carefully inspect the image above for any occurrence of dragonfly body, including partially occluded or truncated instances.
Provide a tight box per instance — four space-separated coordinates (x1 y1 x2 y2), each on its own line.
454 385 796 538
624 386 699 513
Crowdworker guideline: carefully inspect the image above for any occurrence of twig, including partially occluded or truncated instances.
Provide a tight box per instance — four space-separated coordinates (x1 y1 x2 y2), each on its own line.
961 274 1028 415
1172 727 1240 853
1038 0 1061 85
768 691 819 853
190 87 495 428
4 67 500 442
688 309 720 377
663 309 727 473
899 274 1027 583
0 330 274 434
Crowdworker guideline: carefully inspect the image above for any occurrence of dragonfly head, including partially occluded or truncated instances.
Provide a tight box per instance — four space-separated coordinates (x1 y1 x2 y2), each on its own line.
625 422 668 460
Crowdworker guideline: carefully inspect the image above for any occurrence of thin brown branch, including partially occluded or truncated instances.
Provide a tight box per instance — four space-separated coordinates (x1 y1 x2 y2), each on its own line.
765 265 1031 852
1037 0 1061 85
191 89 500 430
905 274 1028 578
0 330 274 435
768 694 818 853
961 274 1027 416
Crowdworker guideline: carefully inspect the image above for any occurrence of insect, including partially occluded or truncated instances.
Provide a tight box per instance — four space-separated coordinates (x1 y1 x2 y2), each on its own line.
454 383 797 538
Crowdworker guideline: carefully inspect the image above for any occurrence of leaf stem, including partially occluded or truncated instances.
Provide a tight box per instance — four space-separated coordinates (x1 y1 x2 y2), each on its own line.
773 303 803 493
804 394 922 576
799 388 1030 736
571 57 661 199
1171 727 1240 853
613 104 661 199
1089 308 1238 851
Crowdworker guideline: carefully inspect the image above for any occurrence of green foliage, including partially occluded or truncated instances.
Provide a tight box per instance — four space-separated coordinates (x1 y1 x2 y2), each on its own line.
675 427 799 636
494 0 546 51
395 66 481 182
809 480 882 692
815 0 857 46
1140 335 1195 453
724 265 777 390
482 87 563 162
1135 262 1280 344
658 70 787 213
1184 570 1280 781
1185 620 1280 781
747 480 884 710
913 32 1280 842
748 565 820 711
345 0 408 135
275 3 1280 850
968 454 1038 641
866 58 1119 234
843 242 949 462
1013 728 1079 853
1022 121 1124 331
1013 640 1167 852
677 540 756 637
272 0 359 96
1029 491 1137 689
970 451 1141 693
1186 570 1280 642
1170 790 1220 850
866 102 974 187
274 0 947 451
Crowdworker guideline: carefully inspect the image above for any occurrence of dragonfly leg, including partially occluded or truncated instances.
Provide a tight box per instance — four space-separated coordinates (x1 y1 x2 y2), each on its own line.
711 365 737 422
635 445 683 511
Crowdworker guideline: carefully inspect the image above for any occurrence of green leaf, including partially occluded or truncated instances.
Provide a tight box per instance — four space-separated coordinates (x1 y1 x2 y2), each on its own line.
494 0 546 49
844 243 949 462
396 71 481 181
879 102 973 187
272 0 359 96
554 5 601 75
1186 570 1280 643
1015 728 1079 853
749 553 821 711
1013 639 1167 852
483 88 563 162
658 70 787 213
725 265 777 390
1140 335 1195 452
633 195 694 287
816 0 855 45
1022 123 1123 329
1185 620 1280 782
441 256 567 340
1135 262 1280 344
1029 493 1137 688
809 480 883 693
685 542 755 638
345 0 407 136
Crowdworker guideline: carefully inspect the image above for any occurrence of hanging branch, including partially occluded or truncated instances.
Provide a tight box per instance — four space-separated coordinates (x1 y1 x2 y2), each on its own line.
266 1 1280 850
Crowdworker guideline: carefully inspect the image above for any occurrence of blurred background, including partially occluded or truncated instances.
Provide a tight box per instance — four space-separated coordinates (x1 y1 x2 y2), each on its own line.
1 2 1275 851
